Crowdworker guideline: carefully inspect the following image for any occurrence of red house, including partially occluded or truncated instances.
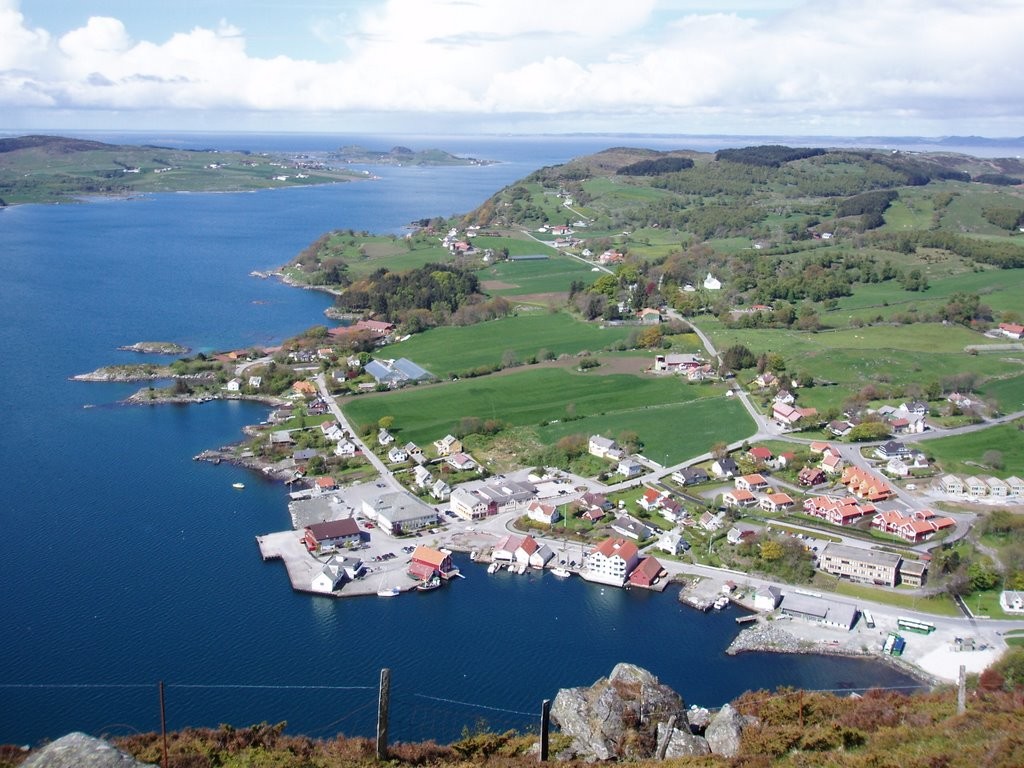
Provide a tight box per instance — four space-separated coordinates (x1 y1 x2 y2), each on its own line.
628 556 665 588
408 545 456 581
303 518 361 552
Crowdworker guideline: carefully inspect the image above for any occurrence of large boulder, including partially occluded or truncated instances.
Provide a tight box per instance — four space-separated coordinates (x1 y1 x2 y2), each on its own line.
21 733 155 768
656 721 711 758
550 663 690 761
705 703 757 758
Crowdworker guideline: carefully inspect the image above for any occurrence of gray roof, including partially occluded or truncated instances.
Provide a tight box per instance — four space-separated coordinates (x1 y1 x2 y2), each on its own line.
821 543 901 569
393 357 432 380
781 592 829 619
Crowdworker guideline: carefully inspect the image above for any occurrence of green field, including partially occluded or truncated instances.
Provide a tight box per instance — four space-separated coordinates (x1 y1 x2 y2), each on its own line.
704 320 1024 412
477 255 600 298
341 366 754 463
912 419 1024 478
384 311 641 374
980 373 1024 413
538 394 752 465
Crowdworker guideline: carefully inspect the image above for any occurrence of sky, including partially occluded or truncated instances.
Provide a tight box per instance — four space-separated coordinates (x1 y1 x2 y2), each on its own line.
1 0 1022 137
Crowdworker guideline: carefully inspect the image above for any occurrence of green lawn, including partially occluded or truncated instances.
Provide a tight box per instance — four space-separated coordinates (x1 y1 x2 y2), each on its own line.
813 575 961 617
384 311 639 375
477 255 599 298
979 373 1024 414
912 419 1024 478
342 366 754 463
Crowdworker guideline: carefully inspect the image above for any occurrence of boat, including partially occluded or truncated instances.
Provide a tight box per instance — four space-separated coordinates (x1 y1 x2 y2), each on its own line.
713 596 730 610
487 561 500 574
416 576 442 592
551 567 571 578
376 575 400 597
232 482 245 490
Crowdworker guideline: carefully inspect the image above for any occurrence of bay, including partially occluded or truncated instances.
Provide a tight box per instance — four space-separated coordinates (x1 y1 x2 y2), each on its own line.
0 134 924 746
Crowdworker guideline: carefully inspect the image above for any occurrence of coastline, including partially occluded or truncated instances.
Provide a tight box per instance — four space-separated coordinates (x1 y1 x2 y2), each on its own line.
726 620 941 687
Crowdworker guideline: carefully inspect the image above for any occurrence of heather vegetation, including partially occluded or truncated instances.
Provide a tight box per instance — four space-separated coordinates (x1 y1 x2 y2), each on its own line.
6 675 1022 768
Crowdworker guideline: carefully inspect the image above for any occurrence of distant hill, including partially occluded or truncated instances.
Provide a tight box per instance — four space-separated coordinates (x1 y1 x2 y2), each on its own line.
0 134 361 205
329 144 495 166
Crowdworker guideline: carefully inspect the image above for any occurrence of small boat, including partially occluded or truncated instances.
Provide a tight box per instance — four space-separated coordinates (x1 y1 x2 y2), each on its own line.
417 576 442 592
551 567 571 578
713 596 730 610
232 482 245 490
376 586 400 597
487 562 500 574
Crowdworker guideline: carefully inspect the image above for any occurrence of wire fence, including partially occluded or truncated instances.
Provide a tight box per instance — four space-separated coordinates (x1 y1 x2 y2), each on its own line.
0 676 934 747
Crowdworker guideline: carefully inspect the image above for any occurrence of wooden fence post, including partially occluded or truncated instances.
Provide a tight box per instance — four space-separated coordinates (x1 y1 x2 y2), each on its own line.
958 664 967 715
539 699 550 762
656 714 677 760
377 668 391 760
158 681 168 768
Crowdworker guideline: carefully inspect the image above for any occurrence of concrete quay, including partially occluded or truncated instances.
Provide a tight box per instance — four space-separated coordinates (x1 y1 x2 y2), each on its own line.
256 530 416 598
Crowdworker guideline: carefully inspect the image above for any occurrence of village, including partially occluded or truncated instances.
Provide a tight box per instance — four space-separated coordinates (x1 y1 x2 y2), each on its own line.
244 336 1024 685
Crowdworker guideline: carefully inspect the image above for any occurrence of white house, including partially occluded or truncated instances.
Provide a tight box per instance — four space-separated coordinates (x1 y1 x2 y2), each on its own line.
226 378 242 391
656 529 688 556
703 273 722 290
335 439 357 457
413 465 433 488
430 479 451 501
387 446 408 464
378 428 395 446
526 501 561 525
588 435 619 458
753 586 782 611
1000 590 1024 614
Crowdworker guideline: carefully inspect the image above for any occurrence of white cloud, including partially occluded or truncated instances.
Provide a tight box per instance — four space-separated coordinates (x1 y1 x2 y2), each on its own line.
1 0 1022 134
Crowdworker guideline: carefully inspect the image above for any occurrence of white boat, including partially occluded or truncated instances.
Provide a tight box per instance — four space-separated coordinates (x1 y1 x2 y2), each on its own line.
376 575 400 597
713 596 730 610
487 561 500 574
551 567 571 578
232 482 245 490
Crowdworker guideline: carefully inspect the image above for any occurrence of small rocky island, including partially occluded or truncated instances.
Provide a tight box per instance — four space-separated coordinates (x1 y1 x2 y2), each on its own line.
117 341 190 355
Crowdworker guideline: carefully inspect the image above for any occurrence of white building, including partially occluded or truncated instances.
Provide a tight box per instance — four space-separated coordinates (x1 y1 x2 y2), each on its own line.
583 537 640 587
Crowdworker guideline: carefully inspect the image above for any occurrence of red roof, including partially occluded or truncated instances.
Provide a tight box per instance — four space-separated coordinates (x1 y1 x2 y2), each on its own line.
593 537 639 561
748 447 773 461
305 518 360 540
628 556 664 587
411 546 448 568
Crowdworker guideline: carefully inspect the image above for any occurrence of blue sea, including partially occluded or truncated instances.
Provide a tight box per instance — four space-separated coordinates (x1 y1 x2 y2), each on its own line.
0 132 943 746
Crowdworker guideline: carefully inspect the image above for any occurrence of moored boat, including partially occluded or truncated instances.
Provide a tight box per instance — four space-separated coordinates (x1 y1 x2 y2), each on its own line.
377 586 400 597
417 576 442 591
551 567 571 578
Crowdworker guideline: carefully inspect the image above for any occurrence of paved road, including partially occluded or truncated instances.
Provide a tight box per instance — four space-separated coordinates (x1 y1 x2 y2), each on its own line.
314 373 404 495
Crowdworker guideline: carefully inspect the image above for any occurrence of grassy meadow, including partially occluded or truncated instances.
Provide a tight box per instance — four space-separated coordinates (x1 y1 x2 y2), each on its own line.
384 311 641 374
341 366 753 463
912 420 1024 478
477 255 600 299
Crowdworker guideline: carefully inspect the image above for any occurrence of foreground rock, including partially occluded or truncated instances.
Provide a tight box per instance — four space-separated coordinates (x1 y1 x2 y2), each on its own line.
705 703 758 758
21 732 155 768
550 663 760 761
550 663 695 760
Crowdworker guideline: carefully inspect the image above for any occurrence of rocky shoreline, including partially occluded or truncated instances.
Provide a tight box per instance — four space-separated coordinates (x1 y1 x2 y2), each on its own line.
726 621 940 686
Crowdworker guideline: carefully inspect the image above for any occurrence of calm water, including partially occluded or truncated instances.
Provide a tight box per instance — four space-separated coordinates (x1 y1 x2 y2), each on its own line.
0 134 927 745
